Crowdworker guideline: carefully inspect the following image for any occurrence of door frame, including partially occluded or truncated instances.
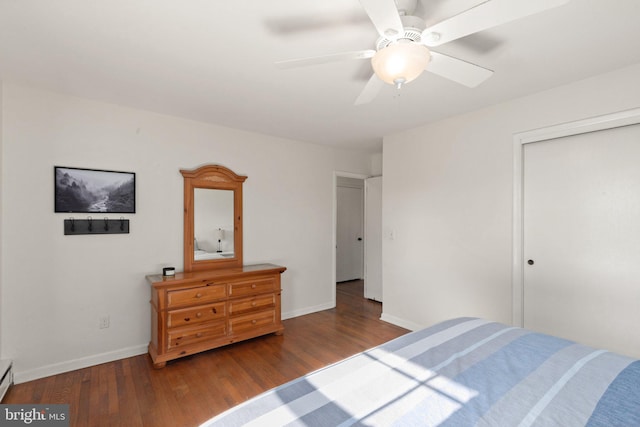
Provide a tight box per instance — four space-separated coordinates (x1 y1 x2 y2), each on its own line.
512 107 640 327
332 171 369 305
364 176 383 301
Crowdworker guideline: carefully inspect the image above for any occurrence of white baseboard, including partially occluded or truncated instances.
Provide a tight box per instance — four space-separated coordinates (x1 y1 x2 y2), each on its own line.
14 344 148 384
380 312 422 331
282 302 335 320
14 302 377 383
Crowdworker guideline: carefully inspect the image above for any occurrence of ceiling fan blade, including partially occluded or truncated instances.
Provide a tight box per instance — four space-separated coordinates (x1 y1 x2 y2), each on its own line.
355 74 384 105
427 52 493 87
358 0 404 39
422 0 570 46
276 50 375 69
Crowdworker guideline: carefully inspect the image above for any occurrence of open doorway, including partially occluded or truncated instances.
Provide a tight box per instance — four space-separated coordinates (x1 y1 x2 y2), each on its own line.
334 173 383 304
336 177 364 283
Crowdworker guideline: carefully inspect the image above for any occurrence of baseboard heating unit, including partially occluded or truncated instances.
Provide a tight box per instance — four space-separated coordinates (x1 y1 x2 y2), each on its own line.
0 360 13 402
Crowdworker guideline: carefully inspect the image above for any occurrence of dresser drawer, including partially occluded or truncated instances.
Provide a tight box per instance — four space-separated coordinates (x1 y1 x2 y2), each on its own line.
229 294 276 315
229 310 276 335
228 277 276 297
167 321 226 349
167 283 226 308
167 302 226 327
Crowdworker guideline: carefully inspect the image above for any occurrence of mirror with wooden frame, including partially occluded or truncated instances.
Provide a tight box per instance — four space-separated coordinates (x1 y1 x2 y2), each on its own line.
181 165 247 272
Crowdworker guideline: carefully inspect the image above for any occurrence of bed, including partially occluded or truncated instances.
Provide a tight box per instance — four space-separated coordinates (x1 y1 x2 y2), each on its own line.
193 249 234 260
201 317 639 427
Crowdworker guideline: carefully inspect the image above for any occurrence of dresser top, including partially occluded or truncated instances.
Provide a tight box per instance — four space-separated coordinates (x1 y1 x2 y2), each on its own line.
146 263 286 287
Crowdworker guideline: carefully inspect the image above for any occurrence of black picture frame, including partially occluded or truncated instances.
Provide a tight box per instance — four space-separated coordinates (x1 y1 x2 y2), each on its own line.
54 166 136 213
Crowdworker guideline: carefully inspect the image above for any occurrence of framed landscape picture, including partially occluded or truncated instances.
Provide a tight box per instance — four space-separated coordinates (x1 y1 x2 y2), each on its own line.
54 166 136 213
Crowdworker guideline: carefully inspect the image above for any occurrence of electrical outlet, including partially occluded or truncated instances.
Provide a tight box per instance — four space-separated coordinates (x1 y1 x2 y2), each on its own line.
384 228 396 240
99 316 110 329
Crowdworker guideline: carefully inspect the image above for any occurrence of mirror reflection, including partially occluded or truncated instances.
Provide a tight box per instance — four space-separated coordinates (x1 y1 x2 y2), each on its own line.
182 164 246 271
193 188 235 261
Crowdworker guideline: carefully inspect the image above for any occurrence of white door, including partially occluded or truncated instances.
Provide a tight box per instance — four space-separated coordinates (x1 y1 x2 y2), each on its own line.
336 185 364 282
365 176 383 301
523 123 640 358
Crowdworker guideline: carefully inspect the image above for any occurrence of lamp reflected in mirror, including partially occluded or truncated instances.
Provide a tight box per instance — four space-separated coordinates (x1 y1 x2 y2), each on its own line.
215 228 224 253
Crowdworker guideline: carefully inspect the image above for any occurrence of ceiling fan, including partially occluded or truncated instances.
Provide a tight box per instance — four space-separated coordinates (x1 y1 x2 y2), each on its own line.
276 0 570 105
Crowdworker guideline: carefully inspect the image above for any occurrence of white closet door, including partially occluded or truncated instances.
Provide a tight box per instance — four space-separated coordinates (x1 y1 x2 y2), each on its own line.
336 185 364 282
523 123 640 358
365 176 383 301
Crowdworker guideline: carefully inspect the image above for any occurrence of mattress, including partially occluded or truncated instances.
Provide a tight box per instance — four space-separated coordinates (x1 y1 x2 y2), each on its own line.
201 317 640 426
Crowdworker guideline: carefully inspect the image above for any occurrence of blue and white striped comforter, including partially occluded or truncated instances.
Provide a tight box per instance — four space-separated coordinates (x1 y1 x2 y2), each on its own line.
202 317 640 427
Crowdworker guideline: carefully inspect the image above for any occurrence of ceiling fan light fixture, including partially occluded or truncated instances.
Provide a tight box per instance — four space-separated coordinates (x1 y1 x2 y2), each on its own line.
371 41 431 87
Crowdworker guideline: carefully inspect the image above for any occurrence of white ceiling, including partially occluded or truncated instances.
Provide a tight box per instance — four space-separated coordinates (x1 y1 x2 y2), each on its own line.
1 0 640 152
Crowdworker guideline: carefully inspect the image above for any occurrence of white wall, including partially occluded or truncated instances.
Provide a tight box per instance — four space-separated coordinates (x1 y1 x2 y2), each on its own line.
0 83 373 382
382 63 640 331
370 152 382 176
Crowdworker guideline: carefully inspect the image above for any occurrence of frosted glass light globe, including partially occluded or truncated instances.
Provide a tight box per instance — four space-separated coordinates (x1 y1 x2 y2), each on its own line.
371 42 431 87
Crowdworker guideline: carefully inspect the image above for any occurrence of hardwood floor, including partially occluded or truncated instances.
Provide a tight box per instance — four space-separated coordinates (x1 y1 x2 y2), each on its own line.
4 280 408 427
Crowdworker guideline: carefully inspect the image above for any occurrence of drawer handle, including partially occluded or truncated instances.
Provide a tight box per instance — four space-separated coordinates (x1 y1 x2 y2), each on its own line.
205 282 214 286
195 293 202 298
251 319 257 325
196 312 202 318
195 333 203 338
212 307 217 314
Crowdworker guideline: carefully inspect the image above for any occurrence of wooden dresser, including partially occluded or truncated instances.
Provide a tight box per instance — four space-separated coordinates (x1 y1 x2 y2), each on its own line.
147 263 286 368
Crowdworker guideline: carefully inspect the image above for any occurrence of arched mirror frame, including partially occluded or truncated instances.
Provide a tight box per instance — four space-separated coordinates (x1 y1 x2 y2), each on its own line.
181 165 247 272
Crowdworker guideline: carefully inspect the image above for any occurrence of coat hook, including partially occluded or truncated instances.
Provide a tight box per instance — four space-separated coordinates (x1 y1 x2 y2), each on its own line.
87 216 93 232
104 217 109 231
120 217 125 231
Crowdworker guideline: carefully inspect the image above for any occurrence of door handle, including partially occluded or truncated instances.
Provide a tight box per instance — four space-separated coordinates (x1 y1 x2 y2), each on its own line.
527 259 534 265
357 237 363 241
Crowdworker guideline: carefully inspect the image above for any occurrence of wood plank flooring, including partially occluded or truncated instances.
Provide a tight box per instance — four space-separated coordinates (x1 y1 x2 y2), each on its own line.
3 280 408 427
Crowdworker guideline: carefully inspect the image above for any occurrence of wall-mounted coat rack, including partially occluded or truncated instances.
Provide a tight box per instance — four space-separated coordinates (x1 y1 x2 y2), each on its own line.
64 217 130 235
